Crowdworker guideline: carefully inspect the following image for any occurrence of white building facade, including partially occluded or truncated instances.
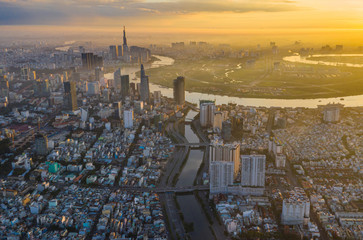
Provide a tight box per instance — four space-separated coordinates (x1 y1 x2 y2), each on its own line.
123 109 134 128
241 155 266 187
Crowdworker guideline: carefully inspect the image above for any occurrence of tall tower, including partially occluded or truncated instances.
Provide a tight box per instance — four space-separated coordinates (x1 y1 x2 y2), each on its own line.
123 108 134 128
241 155 266 187
122 26 128 56
140 64 150 103
209 140 240 180
173 76 185 105
114 68 121 91
123 26 127 46
63 81 78 111
121 75 130 99
200 102 216 127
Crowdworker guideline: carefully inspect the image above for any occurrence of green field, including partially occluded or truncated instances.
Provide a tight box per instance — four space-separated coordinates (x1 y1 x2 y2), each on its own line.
146 56 363 99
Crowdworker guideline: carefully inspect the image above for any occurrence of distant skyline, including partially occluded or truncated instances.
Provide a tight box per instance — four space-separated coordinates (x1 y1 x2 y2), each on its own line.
0 0 363 46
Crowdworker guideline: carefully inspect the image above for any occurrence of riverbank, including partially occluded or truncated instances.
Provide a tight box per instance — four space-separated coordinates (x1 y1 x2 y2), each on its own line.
105 55 363 107
145 56 363 100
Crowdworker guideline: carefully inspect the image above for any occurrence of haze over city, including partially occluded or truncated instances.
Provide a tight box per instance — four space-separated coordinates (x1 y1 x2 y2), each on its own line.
1 0 363 46
0 1 362 240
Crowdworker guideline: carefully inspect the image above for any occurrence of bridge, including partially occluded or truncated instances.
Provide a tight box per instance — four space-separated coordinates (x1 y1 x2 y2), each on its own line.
185 102 199 112
174 143 210 147
117 185 210 193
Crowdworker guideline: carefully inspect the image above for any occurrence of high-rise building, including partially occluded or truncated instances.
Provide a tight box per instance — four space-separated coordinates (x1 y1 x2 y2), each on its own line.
275 154 286 168
140 64 150 103
173 76 185 105
232 115 243 132
34 133 48 156
102 88 110 102
322 103 343 123
95 67 104 82
63 81 78 111
121 75 130 99
130 83 136 96
210 161 234 189
87 82 100 95
21 67 30 81
109 45 118 60
117 45 122 57
241 155 266 187
113 101 122 119
0 76 9 98
30 71 36 81
200 102 216 127
114 68 121 91
281 187 310 225
81 53 94 70
81 108 88 122
63 71 69 82
222 120 232 141
134 101 144 113
209 140 240 179
81 53 103 70
154 91 161 104
213 112 223 131
33 79 50 97
122 26 128 55
123 108 134 128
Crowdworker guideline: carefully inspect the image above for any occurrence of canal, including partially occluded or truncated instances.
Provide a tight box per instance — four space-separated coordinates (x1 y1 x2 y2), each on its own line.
175 110 214 240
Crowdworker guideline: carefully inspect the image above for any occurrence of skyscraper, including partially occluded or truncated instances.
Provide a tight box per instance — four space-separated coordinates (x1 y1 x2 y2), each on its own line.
0 76 9 98
282 188 310 225
34 133 48 156
95 67 104 82
117 45 122 57
113 101 122 119
154 91 162 104
33 79 50 97
213 112 223 131
114 68 121 91
123 108 134 128
210 161 234 189
81 53 94 70
81 53 103 70
241 155 266 187
200 102 216 127
173 76 185 105
122 26 128 55
87 82 100 95
209 140 240 179
140 64 150 103
121 75 130 99
109 45 118 60
322 103 343 123
63 81 78 111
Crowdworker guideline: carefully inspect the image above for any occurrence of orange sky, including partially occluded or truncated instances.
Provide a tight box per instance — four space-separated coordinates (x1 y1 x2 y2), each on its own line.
0 0 362 46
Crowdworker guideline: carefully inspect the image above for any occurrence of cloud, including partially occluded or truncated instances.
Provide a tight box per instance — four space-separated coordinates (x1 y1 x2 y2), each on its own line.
0 0 303 25
0 1 68 25
131 0 302 14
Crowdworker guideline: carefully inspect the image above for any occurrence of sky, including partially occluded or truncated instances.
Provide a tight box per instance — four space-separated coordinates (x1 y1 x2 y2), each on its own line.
0 0 362 46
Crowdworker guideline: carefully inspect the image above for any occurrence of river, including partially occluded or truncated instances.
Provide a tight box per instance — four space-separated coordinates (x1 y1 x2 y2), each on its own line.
105 55 363 108
283 54 363 68
175 110 214 240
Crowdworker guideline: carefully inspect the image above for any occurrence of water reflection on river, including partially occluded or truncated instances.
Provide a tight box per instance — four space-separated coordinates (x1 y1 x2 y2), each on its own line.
175 110 212 240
